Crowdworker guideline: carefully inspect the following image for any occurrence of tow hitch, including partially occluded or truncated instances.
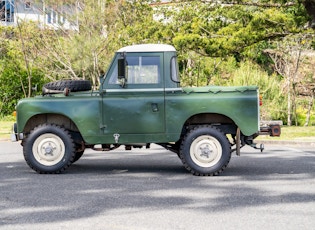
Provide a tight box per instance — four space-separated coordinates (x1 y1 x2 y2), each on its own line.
250 143 265 152
233 121 282 155
252 120 282 152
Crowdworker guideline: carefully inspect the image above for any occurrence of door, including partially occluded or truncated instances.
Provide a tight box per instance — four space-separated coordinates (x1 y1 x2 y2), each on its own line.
102 53 165 137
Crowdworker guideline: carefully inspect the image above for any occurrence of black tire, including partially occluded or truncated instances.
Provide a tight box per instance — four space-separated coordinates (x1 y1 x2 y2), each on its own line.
43 79 91 92
23 124 75 174
72 150 84 164
179 125 231 176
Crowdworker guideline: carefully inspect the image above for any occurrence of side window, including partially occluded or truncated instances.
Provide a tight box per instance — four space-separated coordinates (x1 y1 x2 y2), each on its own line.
108 55 160 85
171 56 180 83
108 64 118 84
127 56 160 84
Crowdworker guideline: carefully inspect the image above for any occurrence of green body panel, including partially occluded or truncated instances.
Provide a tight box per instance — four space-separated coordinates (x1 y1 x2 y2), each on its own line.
15 45 260 145
101 90 165 134
16 86 259 144
165 86 259 136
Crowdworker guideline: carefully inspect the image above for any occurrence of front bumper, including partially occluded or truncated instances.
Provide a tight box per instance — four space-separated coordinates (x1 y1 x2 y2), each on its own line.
11 123 23 142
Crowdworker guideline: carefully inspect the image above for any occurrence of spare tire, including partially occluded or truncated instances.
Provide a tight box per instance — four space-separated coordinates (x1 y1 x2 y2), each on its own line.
43 80 92 92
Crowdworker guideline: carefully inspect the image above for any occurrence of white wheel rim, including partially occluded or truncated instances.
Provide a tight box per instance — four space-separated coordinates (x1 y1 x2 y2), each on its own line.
190 135 222 168
32 133 65 166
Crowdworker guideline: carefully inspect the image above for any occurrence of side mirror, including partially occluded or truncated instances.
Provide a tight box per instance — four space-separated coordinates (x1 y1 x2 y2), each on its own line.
118 56 127 88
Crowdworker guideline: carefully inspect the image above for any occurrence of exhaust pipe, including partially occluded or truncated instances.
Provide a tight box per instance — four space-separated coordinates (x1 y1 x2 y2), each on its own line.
42 87 70 96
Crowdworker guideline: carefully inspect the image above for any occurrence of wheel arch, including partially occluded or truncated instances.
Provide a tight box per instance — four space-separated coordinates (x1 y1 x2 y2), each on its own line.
23 113 79 133
183 113 237 134
22 113 84 145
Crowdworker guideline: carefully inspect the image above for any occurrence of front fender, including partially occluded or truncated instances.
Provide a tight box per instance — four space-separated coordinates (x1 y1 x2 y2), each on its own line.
16 95 100 141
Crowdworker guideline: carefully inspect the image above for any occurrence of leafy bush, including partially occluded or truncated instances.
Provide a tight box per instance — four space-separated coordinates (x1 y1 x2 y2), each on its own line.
0 38 46 116
0 61 45 116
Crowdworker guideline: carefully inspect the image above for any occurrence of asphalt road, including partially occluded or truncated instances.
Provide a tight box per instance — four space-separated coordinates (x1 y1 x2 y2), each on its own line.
0 141 314 230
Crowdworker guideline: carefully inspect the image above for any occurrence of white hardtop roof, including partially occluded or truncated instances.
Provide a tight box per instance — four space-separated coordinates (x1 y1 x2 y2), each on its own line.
117 44 176 53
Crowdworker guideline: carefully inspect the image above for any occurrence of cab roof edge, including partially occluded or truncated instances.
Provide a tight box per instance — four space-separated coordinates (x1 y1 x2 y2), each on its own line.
117 44 176 53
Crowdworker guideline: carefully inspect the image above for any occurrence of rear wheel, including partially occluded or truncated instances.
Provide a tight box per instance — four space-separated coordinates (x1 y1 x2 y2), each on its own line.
72 150 84 163
23 124 75 174
179 125 231 176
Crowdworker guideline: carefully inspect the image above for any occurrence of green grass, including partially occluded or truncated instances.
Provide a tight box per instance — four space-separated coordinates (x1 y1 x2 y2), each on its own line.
1 119 315 141
0 120 14 140
257 126 315 141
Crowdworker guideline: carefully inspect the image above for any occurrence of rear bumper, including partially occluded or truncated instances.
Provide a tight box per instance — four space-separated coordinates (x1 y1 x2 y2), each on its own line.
259 121 282 137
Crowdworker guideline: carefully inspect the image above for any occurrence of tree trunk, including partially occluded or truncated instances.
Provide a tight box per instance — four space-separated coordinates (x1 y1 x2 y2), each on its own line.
287 86 292 126
304 93 314 126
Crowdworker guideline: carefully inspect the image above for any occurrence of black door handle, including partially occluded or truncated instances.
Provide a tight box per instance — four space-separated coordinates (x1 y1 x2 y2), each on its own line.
151 103 159 112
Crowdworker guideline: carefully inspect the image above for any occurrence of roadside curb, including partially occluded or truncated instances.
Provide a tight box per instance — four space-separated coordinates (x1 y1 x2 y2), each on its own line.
256 140 315 147
0 138 11 142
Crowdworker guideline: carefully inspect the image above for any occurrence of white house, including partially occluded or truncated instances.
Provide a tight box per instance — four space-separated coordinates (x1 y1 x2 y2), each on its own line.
1 0 178 30
0 0 78 30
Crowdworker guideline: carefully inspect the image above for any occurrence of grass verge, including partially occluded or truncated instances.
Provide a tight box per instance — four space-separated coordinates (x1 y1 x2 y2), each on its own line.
257 126 315 142
0 120 14 140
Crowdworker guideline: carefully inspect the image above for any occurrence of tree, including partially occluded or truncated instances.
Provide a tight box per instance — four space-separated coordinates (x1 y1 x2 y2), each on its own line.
15 0 157 87
295 50 315 126
301 0 315 28
264 34 314 126
1 0 314 123
0 26 46 115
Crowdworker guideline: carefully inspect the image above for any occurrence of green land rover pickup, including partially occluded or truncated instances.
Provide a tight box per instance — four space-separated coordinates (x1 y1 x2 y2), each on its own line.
12 44 280 176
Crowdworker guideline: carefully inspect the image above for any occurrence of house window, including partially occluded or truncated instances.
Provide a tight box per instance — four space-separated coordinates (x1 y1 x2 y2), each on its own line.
47 10 58 24
47 10 51 23
1 0 15 22
25 1 31 10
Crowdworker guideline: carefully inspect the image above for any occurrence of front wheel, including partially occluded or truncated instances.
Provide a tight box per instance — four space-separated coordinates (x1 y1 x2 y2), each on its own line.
23 124 75 174
179 125 231 176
